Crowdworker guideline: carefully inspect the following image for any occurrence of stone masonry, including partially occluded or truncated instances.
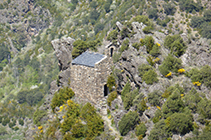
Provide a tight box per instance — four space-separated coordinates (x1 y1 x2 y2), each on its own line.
70 51 113 104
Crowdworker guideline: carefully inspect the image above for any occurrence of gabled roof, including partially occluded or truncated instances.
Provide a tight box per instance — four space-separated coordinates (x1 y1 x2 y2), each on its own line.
72 51 106 67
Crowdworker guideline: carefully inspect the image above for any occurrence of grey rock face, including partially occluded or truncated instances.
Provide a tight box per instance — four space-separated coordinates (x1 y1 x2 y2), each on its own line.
51 37 75 71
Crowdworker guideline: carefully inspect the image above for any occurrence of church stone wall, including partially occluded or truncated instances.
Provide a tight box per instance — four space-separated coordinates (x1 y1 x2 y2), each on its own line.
70 56 112 104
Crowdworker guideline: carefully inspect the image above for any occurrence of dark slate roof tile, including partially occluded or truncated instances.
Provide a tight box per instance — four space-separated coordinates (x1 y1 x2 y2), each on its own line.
72 51 106 67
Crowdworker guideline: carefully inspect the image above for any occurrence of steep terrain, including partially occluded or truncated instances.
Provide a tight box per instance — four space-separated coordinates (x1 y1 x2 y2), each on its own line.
0 0 211 139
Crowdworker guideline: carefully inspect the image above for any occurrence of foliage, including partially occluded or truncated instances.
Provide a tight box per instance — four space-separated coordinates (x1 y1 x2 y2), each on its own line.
132 42 141 51
132 15 153 27
164 34 186 57
179 0 203 13
148 91 162 106
120 27 131 39
142 69 158 85
137 98 147 115
149 43 160 57
149 119 172 140
138 64 153 78
142 36 154 53
123 88 139 110
167 113 193 135
187 65 211 88
118 111 139 136
112 52 121 63
147 8 158 20
119 39 129 53
33 109 47 126
121 81 131 102
107 75 116 92
18 118 24 126
135 123 147 137
51 87 75 112
72 40 88 59
159 54 182 76
162 92 184 118
107 30 118 45
107 91 117 106
94 23 104 34
163 3 176 15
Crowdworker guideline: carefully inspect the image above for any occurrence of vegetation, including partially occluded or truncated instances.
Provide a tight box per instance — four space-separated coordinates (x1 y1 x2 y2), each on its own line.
159 54 182 76
164 34 186 57
51 87 75 112
118 111 139 136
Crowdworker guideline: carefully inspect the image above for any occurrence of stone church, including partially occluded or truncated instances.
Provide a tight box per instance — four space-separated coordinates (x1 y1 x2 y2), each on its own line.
70 51 113 104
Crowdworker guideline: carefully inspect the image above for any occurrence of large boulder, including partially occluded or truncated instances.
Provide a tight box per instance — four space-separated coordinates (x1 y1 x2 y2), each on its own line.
51 37 75 71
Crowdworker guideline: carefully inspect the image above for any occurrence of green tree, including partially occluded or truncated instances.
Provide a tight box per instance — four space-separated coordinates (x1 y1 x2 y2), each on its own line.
121 81 131 101
72 40 88 59
142 69 158 85
138 64 153 78
107 75 116 92
135 123 147 137
162 92 184 118
167 113 193 135
148 90 162 106
149 119 172 140
147 8 158 19
159 54 182 76
118 111 139 136
163 3 176 15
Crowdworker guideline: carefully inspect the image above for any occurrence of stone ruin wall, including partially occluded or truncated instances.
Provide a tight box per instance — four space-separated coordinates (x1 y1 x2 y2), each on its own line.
70 56 112 104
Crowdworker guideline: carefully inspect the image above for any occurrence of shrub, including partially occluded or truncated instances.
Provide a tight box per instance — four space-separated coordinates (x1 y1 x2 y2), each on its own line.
19 119 24 126
167 113 193 135
163 3 176 15
135 123 147 137
107 75 116 92
149 43 160 57
107 91 117 106
142 36 154 53
51 87 75 112
2 117 10 126
118 111 139 136
142 69 158 85
107 30 118 45
112 52 121 63
33 109 47 126
94 23 104 34
179 0 203 13
137 98 147 115
147 8 158 20
159 54 182 76
123 88 139 110
119 39 129 53
121 81 131 101
132 42 141 51
120 27 131 39
138 64 153 78
164 34 186 57
162 92 184 118
132 15 153 27
72 40 88 59
149 119 172 140
148 91 162 106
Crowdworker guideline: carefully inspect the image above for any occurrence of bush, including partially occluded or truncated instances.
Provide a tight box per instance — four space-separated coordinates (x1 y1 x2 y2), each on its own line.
121 81 131 101
138 64 153 78
119 39 129 53
94 23 104 34
107 91 117 106
51 87 75 112
149 119 172 140
179 0 203 13
137 98 147 115
142 69 158 85
33 109 47 126
123 88 139 110
147 8 158 20
132 15 153 27
159 54 182 76
149 44 160 57
72 40 88 59
135 123 147 137
164 34 186 57
107 75 116 92
148 91 162 106
120 27 131 39
167 113 193 135
19 119 24 126
162 92 184 118
188 65 211 88
107 30 118 45
118 111 139 136
2 117 10 126
112 52 121 63
163 3 176 15
142 36 154 53
132 42 141 51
